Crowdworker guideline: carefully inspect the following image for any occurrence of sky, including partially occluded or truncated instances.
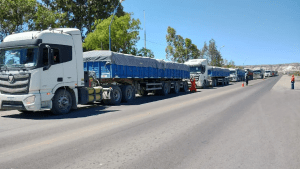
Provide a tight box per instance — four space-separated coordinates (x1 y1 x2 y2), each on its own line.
122 0 300 65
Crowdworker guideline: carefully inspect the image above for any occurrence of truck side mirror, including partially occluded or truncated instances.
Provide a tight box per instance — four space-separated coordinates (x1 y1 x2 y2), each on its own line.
43 45 53 71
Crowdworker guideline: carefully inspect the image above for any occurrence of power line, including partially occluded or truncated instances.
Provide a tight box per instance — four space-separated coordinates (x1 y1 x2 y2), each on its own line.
140 39 165 47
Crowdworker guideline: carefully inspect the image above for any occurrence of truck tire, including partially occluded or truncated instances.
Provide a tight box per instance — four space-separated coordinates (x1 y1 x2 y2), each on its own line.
132 87 136 99
121 85 134 102
201 80 206 89
51 89 72 115
109 86 122 105
160 82 169 96
167 82 171 93
172 81 180 94
181 81 188 92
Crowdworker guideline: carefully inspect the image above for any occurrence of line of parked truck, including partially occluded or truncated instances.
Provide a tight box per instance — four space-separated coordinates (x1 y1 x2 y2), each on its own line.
0 28 277 115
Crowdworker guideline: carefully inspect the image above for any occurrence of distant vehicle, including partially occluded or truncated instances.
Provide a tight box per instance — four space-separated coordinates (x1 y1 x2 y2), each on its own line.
229 68 246 82
244 68 254 80
185 59 208 88
207 66 230 87
253 68 265 79
264 70 272 77
184 59 230 88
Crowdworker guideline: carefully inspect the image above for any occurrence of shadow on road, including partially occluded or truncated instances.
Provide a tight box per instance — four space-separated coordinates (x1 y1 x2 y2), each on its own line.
1 84 234 119
2 105 119 120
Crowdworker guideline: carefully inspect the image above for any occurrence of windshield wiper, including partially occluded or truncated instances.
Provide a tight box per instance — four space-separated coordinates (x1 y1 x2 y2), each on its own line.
11 64 26 69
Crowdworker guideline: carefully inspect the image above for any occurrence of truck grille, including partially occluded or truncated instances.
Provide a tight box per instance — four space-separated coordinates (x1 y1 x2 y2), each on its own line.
0 73 30 95
191 75 199 81
1 101 25 110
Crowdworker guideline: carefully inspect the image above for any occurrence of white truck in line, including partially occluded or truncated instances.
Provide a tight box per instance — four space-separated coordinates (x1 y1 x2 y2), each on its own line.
253 68 265 79
184 59 230 88
229 68 246 82
0 28 189 114
264 70 272 77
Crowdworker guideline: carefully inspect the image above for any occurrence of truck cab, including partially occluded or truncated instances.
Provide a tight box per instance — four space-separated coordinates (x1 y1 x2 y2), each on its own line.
184 59 208 88
264 70 272 77
0 28 84 113
229 68 238 81
253 68 265 79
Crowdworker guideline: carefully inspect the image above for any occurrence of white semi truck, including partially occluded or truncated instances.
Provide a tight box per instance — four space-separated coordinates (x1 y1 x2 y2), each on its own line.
229 68 246 82
184 59 208 88
253 68 265 79
184 59 230 88
0 28 189 114
264 70 272 77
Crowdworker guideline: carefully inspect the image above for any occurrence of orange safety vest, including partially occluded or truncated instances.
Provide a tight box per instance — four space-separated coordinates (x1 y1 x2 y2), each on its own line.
291 75 295 82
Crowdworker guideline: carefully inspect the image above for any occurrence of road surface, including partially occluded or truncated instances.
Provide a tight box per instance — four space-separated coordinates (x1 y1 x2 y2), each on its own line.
0 75 299 169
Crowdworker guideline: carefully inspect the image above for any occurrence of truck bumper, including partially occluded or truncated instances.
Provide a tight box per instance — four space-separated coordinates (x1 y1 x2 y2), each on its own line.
0 93 42 111
230 77 237 82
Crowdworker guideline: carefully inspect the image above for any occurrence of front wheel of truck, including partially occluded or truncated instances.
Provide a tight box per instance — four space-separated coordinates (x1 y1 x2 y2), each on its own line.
51 89 72 115
181 81 189 92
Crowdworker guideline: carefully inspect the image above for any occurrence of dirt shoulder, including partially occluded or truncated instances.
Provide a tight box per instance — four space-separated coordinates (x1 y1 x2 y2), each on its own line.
272 75 300 91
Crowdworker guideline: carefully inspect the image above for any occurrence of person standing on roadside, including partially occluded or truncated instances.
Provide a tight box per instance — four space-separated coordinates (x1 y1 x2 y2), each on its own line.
245 75 249 86
291 74 295 89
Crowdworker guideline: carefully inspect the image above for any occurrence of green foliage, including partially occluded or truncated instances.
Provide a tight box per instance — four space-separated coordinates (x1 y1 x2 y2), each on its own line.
83 13 141 54
200 41 208 59
0 0 36 41
41 0 125 39
137 48 155 58
30 4 67 31
207 39 223 67
0 0 125 41
165 26 201 63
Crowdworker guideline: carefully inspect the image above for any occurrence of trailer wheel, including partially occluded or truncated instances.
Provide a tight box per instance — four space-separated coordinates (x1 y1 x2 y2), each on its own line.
109 86 122 105
167 82 171 93
160 82 169 96
172 82 180 94
181 81 188 92
51 89 72 115
121 85 134 102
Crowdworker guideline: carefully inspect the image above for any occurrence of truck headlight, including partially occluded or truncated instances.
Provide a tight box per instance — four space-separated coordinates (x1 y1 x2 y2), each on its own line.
24 95 35 105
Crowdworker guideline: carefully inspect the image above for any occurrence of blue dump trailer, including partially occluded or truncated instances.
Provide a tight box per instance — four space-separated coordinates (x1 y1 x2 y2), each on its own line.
83 50 190 104
207 66 230 87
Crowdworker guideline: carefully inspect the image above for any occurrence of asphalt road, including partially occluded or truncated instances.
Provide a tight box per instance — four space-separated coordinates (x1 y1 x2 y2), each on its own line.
0 76 299 169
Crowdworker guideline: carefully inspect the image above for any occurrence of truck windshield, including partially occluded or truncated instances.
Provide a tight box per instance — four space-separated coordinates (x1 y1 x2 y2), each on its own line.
266 71 270 73
190 66 205 74
230 71 236 75
0 47 38 69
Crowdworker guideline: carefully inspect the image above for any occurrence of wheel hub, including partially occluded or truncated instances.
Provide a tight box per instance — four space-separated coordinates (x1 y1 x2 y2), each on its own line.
58 95 69 110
